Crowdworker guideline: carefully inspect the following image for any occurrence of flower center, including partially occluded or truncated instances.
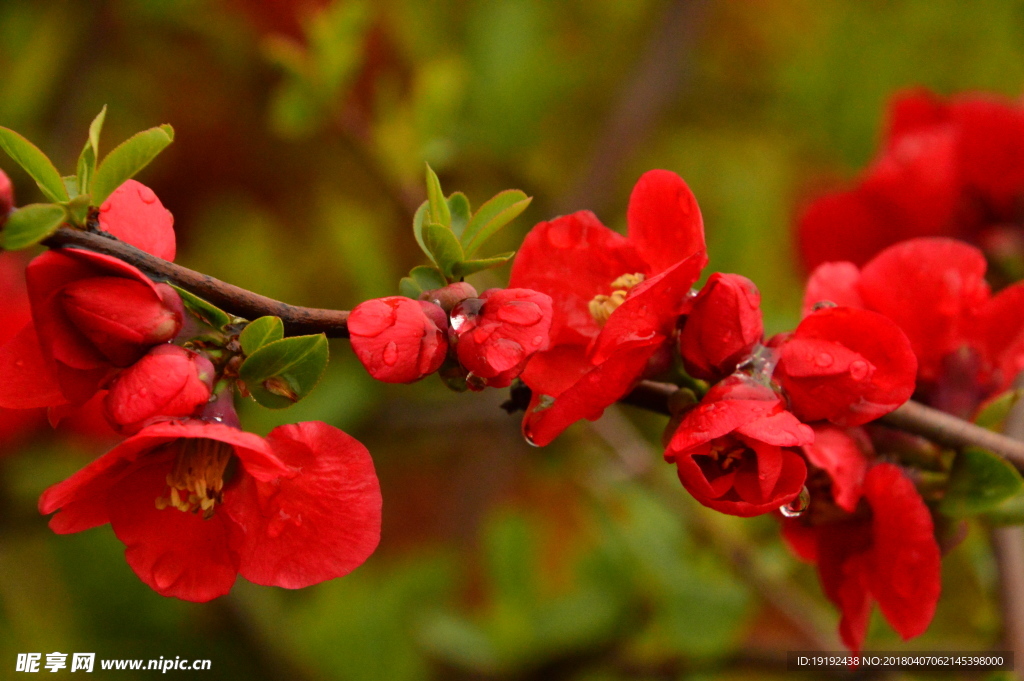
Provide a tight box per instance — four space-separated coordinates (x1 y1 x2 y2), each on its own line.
588 273 645 325
709 442 746 471
155 438 234 519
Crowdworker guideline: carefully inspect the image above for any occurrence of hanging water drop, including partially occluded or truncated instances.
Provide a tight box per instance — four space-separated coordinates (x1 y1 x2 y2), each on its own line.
779 486 810 518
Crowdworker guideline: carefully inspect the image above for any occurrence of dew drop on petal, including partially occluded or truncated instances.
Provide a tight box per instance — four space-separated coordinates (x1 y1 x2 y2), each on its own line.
496 301 543 326
382 341 399 366
137 184 158 204
849 359 870 380
815 353 834 368
779 485 811 518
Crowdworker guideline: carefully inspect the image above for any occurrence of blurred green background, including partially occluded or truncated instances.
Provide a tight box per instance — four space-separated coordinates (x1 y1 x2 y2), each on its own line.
2 0 1023 678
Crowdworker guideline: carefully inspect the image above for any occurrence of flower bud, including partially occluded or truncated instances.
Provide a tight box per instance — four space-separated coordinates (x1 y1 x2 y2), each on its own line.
450 288 553 389
678 273 763 381
60 277 183 366
420 281 478 312
0 167 13 223
104 345 214 433
348 297 448 383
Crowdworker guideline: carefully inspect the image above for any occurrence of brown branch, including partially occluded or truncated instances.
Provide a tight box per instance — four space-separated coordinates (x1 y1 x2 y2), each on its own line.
42 227 350 337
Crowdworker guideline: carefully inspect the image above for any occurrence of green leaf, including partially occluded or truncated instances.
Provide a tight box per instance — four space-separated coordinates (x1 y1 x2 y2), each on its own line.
939 447 1024 517
91 124 175 206
461 191 531 255
422 221 464 279
973 389 1023 431
409 265 446 291
239 334 329 409
76 105 107 195
170 285 232 330
447 192 471 237
452 252 515 278
984 490 1024 525
411 200 429 258
239 316 285 355
62 175 79 200
0 127 69 202
0 203 66 250
399 277 422 299
424 164 451 228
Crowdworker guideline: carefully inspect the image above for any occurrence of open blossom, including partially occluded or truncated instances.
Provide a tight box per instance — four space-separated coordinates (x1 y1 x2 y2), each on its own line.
348 296 449 383
678 273 763 382
771 306 917 426
450 288 553 389
39 419 381 601
665 376 812 517
798 89 1024 271
104 345 215 434
510 169 707 446
782 426 941 652
804 237 1024 417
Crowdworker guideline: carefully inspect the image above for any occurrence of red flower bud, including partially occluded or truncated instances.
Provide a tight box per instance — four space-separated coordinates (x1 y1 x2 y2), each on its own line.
104 345 215 434
348 297 448 383
25 249 184 404
665 376 811 517
97 180 176 261
451 288 553 389
773 307 917 427
679 273 763 381
0 167 13 221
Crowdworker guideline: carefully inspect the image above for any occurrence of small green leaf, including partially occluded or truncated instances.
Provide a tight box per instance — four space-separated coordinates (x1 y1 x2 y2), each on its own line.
0 203 67 250
170 285 232 329
65 194 92 227
412 200 429 258
447 192 471 237
461 190 531 255
452 252 515 278
239 316 285 355
410 265 446 291
424 164 451 228
399 277 422 299
973 390 1023 431
939 447 1024 517
423 221 464 279
62 176 79 200
76 105 107 195
984 491 1024 525
0 127 69 202
92 124 175 206
239 334 329 409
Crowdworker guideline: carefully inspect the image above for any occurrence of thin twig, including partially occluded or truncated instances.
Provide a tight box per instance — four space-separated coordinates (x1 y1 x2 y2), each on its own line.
42 227 350 337
992 375 1024 675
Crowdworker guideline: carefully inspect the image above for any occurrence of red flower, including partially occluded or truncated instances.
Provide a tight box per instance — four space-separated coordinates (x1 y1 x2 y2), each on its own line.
772 306 917 426
798 89 1024 271
104 345 215 434
0 181 180 408
450 288 553 389
678 273 763 381
510 170 707 446
39 419 381 601
665 376 812 517
348 296 448 383
804 237 1024 416
782 430 941 652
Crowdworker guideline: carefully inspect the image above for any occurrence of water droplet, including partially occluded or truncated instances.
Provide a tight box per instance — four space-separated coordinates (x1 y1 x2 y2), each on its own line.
779 486 810 518
532 335 544 347
137 184 158 204
815 353 833 368
496 301 543 326
849 359 870 380
152 558 179 590
811 300 837 311
382 341 399 366
14 360 23 368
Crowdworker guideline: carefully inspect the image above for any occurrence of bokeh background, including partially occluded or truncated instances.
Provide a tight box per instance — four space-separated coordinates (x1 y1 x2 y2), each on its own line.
2 0 1023 678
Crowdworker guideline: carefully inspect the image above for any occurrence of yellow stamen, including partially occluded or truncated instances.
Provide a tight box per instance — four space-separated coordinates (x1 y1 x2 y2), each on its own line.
588 273 646 325
155 438 234 519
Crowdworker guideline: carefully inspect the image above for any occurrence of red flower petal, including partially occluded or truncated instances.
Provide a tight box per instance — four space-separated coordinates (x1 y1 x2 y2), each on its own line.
817 519 873 652
864 463 941 641
802 262 864 317
509 211 647 347
0 324 67 409
108 457 240 601
625 169 706 275
97 180 176 261
679 273 763 381
801 425 871 513
232 421 382 589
